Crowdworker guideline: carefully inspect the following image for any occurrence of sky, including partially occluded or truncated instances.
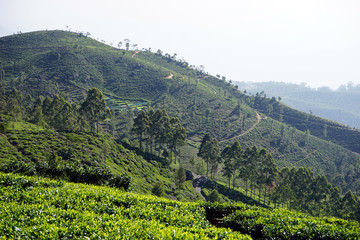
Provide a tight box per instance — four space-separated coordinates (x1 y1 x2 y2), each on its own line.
1 0 360 89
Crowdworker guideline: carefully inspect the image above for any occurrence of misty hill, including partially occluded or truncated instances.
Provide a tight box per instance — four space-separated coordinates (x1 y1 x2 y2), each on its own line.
1 30 360 195
235 81 360 129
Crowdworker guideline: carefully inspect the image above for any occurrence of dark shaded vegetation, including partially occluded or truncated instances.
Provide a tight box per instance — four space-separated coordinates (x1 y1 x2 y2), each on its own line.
204 202 360 239
199 139 360 222
120 139 170 167
0 157 131 190
203 180 268 208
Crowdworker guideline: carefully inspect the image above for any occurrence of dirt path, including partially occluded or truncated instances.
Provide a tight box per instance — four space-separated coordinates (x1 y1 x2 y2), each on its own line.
164 72 173 79
131 51 140 57
220 111 266 143
192 172 207 201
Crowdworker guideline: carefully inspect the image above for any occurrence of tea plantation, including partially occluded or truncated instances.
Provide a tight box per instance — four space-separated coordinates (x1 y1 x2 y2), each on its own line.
1 172 359 239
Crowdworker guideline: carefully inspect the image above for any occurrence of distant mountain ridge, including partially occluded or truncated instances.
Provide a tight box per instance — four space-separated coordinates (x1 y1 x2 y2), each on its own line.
235 81 360 129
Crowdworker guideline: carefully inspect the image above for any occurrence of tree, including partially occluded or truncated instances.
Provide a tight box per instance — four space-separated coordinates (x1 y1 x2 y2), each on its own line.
222 141 243 189
222 145 233 188
208 189 220 203
131 44 138 51
80 88 111 133
152 182 166 197
5 88 24 120
272 185 295 209
205 109 210 122
198 134 220 178
117 41 122 49
168 117 187 163
196 159 206 175
176 165 186 193
259 152 278 204
241 146 259 198
290 167 314 210
132 110 150 150
131 108 186 161
230 104 241 118
0 69 4 82
148 109 170 155
124 39 130 51
101 139 111 160
156 49 163 56
328 187 342 217
30 97 46 127
341 191 358 217
274 167 295 209
309 175 331 216
51 96 78 131
0 117 9 133
209 155 222 179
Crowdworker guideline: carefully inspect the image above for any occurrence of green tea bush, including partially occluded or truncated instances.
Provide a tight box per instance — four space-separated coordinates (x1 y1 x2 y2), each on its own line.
219 203 360 239
0 173 251 239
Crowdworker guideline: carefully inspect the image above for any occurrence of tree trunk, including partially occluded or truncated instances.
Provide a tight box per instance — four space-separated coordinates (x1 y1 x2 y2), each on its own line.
174 148 177 164
206 160 209 177
245 180 248 196
258 187 261 201
251 183 254 198
264 186 267 205
232 174 236 190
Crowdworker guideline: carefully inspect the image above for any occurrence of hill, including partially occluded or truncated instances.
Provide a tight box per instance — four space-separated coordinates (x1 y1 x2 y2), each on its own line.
1 30 360 195
0 119 209 202
235 81 360 129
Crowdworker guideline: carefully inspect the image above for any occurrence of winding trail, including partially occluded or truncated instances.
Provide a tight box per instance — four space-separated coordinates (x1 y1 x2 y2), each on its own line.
220 111 267 143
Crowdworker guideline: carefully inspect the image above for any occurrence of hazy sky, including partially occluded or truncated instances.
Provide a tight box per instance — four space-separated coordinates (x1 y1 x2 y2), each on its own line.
1 0 360 89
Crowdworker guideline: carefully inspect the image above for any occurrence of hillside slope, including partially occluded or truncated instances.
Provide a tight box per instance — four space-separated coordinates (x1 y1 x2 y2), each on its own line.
1 30 360 194
236 81 360 129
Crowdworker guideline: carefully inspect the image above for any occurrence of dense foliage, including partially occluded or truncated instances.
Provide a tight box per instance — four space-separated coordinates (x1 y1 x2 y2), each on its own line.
132 108 186 162
217 202 360 239
1 172 359 239
200 140 360 222
0 156 131 191
0 173 250 239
